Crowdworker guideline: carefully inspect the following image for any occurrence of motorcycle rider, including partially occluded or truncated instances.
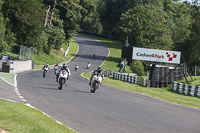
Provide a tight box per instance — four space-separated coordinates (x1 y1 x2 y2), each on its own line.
54 63 59 74
87 62 91 69
89 66 104 86
75 64 79 71
42 64 50 71
56 63 71 82
54 63 58 69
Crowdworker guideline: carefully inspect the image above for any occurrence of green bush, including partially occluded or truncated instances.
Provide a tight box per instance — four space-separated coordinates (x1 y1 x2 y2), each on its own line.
130 60 145 76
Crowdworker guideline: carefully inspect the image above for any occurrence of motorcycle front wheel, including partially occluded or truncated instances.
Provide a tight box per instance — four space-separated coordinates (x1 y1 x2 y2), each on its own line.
91 81 98 93
43 71 46 78
58 78 66 90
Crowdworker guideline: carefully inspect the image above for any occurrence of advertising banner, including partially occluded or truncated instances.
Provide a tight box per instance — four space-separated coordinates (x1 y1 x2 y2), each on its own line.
132 47 181 64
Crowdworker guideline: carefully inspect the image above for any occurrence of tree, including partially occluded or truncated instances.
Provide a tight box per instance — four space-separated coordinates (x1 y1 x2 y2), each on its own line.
164 1 192 50
182 3 200 65
117 4 173 50
45 26 65 52
100 0 165 35
0 0 5 47
79 0 102 33
57 0 82 39
130 60 145 76
2 0 45 51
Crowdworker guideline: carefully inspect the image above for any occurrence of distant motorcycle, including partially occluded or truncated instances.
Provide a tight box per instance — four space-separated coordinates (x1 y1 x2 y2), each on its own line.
54 65 59 75
58 69 69 90
75 64 79 72
43 67 50 78
90 74 103 93
87 63 91 69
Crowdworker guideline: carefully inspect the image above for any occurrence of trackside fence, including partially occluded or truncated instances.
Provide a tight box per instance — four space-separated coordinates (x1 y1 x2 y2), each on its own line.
173 81 200 97
103 70 148 87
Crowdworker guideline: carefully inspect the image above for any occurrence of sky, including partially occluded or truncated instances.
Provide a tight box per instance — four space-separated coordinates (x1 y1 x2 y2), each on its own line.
182 0 200 4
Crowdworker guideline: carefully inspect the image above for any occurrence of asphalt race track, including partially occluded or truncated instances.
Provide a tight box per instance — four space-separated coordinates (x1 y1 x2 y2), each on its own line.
16 36 200 133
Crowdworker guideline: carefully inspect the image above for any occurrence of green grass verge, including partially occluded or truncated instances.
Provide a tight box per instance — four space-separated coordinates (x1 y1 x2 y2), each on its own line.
82 73 200 108
78 33 132 73
0 100 76 133
0 51 19 58
0 72 15 86
80 33 200 109
33 38 78 69
179 76 200 86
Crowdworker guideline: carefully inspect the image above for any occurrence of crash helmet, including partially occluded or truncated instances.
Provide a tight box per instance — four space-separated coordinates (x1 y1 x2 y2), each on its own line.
63 63 67 69
97 66 102 73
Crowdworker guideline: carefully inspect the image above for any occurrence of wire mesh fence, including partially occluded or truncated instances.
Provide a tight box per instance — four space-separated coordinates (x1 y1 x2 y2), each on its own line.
19 46 35 60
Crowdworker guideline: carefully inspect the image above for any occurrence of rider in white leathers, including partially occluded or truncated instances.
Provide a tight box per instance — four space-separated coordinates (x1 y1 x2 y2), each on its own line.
56 63 71 82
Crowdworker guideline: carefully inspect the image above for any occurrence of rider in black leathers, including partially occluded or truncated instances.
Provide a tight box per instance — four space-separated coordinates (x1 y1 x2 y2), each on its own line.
89 66 104 86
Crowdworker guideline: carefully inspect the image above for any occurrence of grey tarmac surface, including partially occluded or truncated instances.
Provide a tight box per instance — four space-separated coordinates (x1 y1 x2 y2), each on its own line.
0 77 22 103
16 36 200 133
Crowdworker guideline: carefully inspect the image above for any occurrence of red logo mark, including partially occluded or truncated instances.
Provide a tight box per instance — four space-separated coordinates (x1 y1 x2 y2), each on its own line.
166 52 177 61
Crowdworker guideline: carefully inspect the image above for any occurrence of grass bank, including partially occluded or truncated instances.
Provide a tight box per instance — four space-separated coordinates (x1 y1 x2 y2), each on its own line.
34 38 78 69
80 34 200 109
0 100 76 133
0 39 78 70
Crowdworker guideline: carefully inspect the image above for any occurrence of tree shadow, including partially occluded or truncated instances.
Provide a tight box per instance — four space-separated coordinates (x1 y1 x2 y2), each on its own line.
74 35 123 50
106 56 122 64
42 83 57 86
35 86 59 90
74 54 107 61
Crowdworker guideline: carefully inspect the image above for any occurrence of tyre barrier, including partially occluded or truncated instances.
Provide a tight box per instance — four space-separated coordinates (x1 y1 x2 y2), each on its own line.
111 72 148 87
103 70 112 77
173 81 200 97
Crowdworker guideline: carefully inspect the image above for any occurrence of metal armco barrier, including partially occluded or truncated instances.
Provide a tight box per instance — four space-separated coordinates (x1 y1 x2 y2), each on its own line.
173 81 200 97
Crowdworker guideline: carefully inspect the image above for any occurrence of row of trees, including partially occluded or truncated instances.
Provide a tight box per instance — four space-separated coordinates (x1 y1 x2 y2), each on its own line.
0 0 102 54
97 0 200 66
0 0 200 66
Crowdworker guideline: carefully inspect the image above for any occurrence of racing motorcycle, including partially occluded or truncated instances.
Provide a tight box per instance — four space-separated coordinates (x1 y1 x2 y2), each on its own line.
58 69 68 90
90 74 103 93
54 65 59 75
87 63 91 69
43 67 50 78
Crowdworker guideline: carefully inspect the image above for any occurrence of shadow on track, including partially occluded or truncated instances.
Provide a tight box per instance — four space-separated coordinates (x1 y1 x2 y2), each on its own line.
68 90 91 93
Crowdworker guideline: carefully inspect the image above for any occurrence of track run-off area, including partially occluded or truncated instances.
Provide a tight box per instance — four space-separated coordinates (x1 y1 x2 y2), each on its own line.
4 36 200 133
